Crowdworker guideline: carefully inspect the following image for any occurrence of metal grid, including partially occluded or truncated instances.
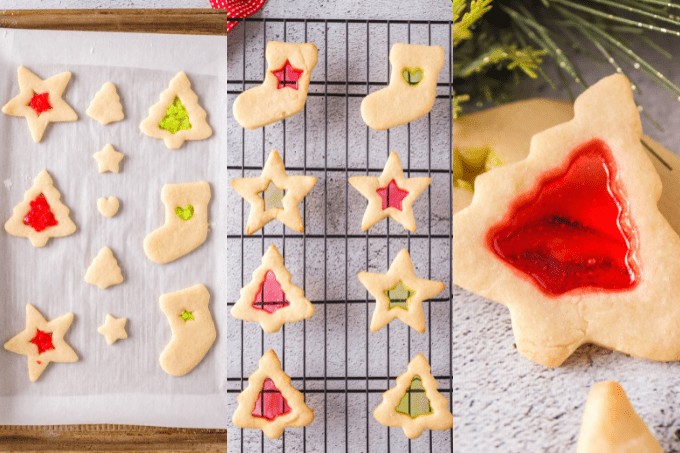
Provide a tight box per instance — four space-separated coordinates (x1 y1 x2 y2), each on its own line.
227 18 456 452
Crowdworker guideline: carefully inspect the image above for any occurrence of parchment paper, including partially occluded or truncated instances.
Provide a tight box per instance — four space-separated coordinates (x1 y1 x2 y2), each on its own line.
0 29 227 428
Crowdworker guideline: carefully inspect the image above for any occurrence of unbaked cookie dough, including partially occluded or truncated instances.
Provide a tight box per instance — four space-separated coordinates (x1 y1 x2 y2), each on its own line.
97 314 128 345
85 247 124 290
140 71 212 149
97 197 120 218
93 144 124 173
143 181 211 264
233 41 318 129
361 44 444 130
2 66 78 142
232 349 314 439
3 304 78 382
159 284 216 377
4 169 76 247
87 82 124 125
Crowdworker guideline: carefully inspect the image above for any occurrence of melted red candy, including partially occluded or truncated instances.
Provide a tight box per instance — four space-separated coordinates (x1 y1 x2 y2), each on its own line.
23 194 58 232
271 60 304 90
28 92 52 116
487 139 640 295
376 179 409 211
31 330 54 354
252 270 291 314
252 378 292 421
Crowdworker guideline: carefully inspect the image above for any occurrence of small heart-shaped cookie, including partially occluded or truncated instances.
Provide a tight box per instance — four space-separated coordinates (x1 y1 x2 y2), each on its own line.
402 67 424 87
175 205 194 221
97 197 120 218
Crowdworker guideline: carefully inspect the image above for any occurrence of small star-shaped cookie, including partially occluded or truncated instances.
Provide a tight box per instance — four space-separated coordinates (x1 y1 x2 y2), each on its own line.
2 66 78 142
358 249 445 333
349 152 431 232
231 149 317 235
97 314 128 345
93 144 124 173
3 304 78 382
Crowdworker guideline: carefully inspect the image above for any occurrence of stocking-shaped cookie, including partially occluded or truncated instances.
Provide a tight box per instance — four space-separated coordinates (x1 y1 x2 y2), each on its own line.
144 181 211 264
4 169 76 247
450 74 680 367
233 41 318 129
361 43 444 130
159 284 216 376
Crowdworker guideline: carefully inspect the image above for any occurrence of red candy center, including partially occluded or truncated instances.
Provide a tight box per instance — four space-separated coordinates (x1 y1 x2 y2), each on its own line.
28 92 52 116
376 179 409 211
31 330 54 354
252 378 292 421
23 194 59 233
252 270 291 314
271 60 304 90
487 139 639 295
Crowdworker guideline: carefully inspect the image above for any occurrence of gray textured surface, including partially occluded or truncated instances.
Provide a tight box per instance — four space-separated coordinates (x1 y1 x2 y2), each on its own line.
227 3 680 452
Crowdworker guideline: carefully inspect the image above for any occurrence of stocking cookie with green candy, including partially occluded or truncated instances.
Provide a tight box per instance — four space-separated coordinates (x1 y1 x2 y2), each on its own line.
233 349 314 439
140 71 212 149
373 354 452 439
450 74 680 367
144 181 211 264
231 244 314 333
159 284 216 376
233 41 318 129
2 66 77 142
3 304 78 382
231 149 317 235
5 169 76 247
361 44 444 130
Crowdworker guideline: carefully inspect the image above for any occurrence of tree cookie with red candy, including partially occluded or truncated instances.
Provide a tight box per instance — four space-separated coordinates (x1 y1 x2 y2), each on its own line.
450 74 680 367
232 349 314 439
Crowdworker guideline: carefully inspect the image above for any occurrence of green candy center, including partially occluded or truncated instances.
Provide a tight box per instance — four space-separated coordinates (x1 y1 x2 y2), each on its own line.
180 310 195 322
395 376 433 418
402 67 424 87
175 205 194 221
159 96 192 134
385 281 416 311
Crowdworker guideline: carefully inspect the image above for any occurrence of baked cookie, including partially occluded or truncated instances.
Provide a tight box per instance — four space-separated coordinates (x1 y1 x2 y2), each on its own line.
233 41 318 129
232 349 314 439
450 74 680 367
4 169 76 247
93 144 124 173
349 152 431 232
143 181 211 264
85 247 124 290
97 197 120 218
373 354 452 439
361 44 444 130
2 66 77 142
140 71 212 149
159 284 216 377
3 304 78 382
97 314 128 345
576 381 662 453
358 249 444 333
87 82 124 125
231 244 314 333
231 149 317 235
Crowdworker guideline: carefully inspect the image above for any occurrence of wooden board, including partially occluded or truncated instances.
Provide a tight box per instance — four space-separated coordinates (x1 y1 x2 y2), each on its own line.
0 9 226 452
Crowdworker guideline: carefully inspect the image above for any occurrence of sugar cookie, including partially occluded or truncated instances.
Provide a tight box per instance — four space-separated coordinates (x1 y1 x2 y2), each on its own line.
85 247 124 289
87 81 124 125
93 144 124 173
97 314 128 345
97 197 119 218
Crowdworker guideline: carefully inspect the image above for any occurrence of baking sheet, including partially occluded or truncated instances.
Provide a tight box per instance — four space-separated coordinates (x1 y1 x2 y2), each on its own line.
0 29 227 428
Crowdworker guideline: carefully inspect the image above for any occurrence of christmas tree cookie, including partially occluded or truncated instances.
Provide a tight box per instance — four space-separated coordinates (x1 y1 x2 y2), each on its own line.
4 169 76 247
85 247 124 289
87 82 124 125
2 66 77 142
3 304 78 382
159 284 216 377
358 249 444 333
577 381 662 453
373 354 452 439
450 74 680 367
231 244 314 333
140 71 212 149
233 41 318 129
232 349 314 439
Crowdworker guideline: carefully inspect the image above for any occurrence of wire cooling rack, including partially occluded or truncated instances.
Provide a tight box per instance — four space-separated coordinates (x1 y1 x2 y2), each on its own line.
227 17 456 452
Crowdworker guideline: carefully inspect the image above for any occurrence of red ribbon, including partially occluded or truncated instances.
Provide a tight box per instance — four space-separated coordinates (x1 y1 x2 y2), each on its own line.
225 0 268 33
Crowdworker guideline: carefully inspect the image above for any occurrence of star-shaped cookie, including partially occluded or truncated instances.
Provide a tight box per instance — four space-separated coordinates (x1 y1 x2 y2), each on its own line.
2 66 78 142
358 249 445 333
349 152 431 232
93 144 124 173
231 149 317 235
97 314 128 345
3 304 78 382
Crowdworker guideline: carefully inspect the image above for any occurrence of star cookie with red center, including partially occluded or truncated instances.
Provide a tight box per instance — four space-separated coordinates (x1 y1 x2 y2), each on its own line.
349 152 432 232
450 74 680 367
232 349 314 439
3 304 78 382
231 244 314 333
2 66 77 142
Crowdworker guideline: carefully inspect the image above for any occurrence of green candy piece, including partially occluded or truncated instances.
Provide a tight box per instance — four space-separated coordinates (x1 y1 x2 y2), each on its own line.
159 96 192 134
175 205 194 221
402 67 424 87
395 376 433 418
180 310 195 322
385 281 416 311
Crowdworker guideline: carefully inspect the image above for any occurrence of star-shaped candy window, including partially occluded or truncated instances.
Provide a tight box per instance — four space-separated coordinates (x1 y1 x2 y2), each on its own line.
31 330 54 354
252 378 292 421
180 310 195 322
271 60 304 90
450 74 680 368
253 270 291 314
259 181 286 211
395 376 433 418
376 179 409 211
385 281 416 311
453 146 504 194
28 92 52 115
